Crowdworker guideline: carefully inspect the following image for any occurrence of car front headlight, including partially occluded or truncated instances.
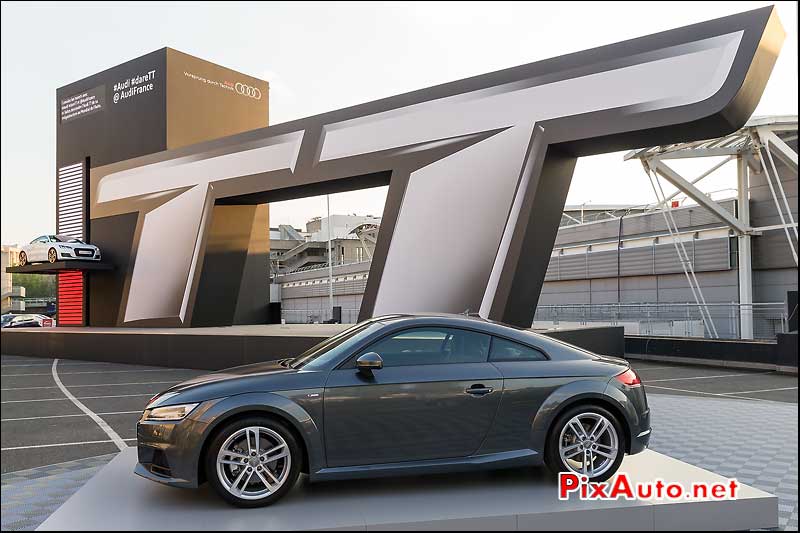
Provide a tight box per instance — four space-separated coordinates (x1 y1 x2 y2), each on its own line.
57 245 71 249
143 403 198 421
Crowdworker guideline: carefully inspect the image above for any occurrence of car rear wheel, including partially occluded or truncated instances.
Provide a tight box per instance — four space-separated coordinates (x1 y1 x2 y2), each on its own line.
545 405 625 482
205 417 301 508
48 248 57 263
18 252 27 266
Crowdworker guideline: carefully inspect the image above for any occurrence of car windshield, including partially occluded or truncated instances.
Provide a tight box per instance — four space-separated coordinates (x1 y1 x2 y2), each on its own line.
53 235 83 243
290 321 383 371
1 315 14 325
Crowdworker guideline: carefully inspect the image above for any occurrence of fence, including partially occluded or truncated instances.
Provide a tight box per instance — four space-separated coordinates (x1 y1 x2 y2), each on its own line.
532 302 788 341
280 308 361 325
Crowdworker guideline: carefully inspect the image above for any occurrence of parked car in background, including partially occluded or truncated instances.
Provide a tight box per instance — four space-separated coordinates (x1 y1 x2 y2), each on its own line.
136 314 650 508
18 235 101 266
1 314 54 328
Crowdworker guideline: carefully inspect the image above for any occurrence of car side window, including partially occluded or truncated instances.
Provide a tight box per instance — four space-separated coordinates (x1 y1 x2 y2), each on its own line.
362 327 491 367
489 337 547 362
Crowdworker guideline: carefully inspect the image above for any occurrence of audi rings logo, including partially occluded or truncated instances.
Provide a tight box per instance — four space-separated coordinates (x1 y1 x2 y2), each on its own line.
235 82 262 100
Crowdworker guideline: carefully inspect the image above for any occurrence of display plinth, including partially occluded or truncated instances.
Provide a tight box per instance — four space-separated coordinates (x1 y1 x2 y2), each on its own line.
37 448 777 531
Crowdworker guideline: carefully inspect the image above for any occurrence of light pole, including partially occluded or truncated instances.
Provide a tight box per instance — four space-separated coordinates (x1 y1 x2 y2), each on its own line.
326 195 334 321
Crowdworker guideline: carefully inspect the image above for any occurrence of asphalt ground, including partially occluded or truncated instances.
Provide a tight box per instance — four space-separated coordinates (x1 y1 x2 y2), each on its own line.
1 354 797 475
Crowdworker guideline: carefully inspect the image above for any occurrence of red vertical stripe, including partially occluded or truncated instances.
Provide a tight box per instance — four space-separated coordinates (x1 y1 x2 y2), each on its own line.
57 271 84 326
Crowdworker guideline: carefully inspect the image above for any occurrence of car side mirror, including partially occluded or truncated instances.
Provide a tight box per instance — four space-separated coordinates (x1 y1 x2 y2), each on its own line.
356 352 383 375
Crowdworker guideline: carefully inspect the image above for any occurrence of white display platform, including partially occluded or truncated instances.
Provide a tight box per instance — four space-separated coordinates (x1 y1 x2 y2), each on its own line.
38 448 777 531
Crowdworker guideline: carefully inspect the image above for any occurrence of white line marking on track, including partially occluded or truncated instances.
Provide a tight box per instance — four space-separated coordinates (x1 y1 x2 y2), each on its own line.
1 411 142 422
6 368 193 377
2 380 179 391
644 372 772 383
51 359 127 451
1 438 137 451
628 366 683 371
646 384 768 401
1 393 153 404
724 386 798 395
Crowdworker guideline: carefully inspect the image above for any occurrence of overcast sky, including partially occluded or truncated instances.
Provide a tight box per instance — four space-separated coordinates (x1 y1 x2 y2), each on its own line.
1 1 797 243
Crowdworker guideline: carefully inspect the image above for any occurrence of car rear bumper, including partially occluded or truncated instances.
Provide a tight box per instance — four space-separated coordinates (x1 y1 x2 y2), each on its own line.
630 425 652 455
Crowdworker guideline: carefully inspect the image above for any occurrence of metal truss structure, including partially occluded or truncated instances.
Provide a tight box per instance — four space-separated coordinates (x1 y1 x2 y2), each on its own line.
626 115 798 339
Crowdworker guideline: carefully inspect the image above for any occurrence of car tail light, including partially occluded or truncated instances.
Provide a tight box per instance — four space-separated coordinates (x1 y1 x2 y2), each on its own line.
615 368 641 387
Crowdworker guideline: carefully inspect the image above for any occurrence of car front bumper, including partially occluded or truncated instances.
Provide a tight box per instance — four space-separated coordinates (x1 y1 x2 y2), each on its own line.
135 413 211 489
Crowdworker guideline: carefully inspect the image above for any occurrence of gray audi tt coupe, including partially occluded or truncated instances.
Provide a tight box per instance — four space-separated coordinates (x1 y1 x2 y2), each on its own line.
135 314 650 507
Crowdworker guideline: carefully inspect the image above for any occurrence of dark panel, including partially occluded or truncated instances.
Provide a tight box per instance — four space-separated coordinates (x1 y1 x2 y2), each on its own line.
776 333 797 366
88 213 139 326
0 330 326 371
489 137 577 327
57 49 167 169
544 326 625 356
625 336 782 366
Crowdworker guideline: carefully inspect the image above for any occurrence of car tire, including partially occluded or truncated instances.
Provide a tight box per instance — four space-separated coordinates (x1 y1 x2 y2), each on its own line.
48 248 57 263
18 252 27 266
545 404 626 482
205 416 302 508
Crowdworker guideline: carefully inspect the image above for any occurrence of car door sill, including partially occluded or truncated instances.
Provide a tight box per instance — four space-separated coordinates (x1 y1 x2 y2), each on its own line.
311 449 538 482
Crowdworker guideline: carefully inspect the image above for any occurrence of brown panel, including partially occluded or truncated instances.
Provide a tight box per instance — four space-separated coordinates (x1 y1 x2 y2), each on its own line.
233 203 271 324
165 48 269 150
191 204 261 326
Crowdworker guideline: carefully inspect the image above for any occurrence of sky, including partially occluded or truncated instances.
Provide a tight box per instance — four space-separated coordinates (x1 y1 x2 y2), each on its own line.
1 1 797 242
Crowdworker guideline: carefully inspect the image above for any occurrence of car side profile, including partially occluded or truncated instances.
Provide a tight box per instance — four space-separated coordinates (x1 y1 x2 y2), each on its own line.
1 314 54 328
18 235 101 266
135 314 650 507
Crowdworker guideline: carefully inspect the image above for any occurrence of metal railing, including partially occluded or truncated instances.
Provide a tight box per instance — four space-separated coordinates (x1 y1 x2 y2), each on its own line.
280 308 361 324
532 302 788 341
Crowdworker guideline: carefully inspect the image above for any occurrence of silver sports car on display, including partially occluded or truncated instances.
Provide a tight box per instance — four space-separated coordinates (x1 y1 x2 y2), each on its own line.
136 314 651 508
18 235 101 265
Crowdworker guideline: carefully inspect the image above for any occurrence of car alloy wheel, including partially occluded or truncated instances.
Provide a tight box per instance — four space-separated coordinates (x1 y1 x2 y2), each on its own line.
48 248 57 263
206 417 301 507
18 252 27 266
545 405 625 482
216 426 291 500
558 412 619 478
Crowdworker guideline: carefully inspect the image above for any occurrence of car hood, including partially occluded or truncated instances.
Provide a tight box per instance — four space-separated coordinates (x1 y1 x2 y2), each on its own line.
57 242 97 249
150 359 325 406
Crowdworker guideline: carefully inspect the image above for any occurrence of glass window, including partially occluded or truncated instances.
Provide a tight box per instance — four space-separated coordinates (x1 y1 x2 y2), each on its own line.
363 327 491 367
290 321 383 370
489 337 547 362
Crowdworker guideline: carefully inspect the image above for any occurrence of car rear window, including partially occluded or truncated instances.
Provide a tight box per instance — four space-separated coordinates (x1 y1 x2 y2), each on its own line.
489 337 547 362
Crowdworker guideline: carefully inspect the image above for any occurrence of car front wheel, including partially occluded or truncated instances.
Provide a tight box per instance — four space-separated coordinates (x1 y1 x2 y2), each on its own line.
48 248 57 263
205 417 301 508
18 252 27 266
545 405 625 482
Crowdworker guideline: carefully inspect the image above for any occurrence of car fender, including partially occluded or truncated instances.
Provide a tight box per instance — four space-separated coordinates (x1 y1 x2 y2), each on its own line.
530 378 625 451
194 391 325 476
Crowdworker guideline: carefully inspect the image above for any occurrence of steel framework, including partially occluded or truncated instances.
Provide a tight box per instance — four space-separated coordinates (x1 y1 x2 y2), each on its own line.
626 115 798 339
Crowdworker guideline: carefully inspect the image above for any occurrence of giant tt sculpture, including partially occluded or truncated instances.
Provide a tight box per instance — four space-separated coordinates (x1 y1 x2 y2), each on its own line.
89 7 783 327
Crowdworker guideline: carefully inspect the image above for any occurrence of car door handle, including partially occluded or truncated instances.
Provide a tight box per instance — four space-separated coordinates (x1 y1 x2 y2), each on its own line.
465 384 494 396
